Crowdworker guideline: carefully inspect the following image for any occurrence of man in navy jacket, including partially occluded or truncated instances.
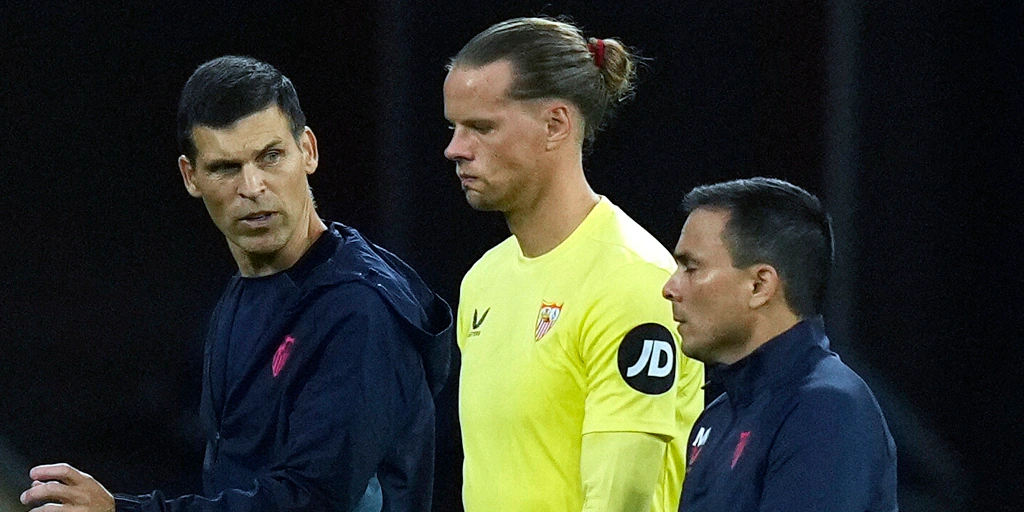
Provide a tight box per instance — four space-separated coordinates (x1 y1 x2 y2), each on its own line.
662 178 897 511
20 56 451 511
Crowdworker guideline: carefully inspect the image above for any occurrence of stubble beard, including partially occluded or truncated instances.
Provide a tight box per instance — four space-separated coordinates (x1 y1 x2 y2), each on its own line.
683 319 753 365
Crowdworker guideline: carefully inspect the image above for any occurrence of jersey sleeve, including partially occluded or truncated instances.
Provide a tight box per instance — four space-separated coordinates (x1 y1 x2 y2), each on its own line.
578 260 690 438
579 431 668 510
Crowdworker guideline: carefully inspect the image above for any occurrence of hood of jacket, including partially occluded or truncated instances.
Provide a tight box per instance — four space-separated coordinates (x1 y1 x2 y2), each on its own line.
285 221 453 397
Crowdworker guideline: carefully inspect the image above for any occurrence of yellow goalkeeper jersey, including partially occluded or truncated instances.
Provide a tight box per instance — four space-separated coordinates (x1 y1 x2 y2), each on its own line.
458 197 704 511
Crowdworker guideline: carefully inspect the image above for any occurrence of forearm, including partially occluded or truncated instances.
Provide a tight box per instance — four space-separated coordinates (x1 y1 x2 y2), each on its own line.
114 471 385 512
580 431 667 512
113 475 328 512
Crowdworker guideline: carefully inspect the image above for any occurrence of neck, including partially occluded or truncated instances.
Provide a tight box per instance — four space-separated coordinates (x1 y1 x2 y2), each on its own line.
233 211 327 277
505 159 598 258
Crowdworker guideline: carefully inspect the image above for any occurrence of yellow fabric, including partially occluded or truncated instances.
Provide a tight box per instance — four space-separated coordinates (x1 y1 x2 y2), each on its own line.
580 432 667 511
458 197 704 511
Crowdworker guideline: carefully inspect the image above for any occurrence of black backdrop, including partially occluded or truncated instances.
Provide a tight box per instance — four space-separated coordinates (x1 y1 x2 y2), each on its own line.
1 1 1020 511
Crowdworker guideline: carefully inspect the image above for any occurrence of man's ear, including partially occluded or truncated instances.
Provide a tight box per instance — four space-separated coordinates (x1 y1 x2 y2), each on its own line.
300 127 319 175
748 264 781 309
178 155 202 198
544 102 574 149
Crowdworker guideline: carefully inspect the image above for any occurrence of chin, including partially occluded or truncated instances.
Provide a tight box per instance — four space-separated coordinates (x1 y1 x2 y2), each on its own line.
680 335 718 364
233 233 287 256
680 343 707 363
465 194 500 212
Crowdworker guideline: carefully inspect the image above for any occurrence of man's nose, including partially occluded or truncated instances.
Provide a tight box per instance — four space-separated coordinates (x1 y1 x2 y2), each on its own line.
663 273 681 301
238 163 267 199
444 128 471 162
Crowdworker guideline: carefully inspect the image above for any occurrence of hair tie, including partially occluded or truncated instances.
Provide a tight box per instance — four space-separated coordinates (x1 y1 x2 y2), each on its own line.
587 39 606 68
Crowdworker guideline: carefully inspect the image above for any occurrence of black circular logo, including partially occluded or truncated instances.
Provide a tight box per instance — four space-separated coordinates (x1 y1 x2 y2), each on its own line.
617 323 676 395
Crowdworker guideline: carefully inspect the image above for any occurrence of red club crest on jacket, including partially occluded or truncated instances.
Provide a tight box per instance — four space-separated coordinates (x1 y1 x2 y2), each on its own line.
272 335 296 377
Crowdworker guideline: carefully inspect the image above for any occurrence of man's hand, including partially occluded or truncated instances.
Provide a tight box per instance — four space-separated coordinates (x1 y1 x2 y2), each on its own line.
20 463 115 512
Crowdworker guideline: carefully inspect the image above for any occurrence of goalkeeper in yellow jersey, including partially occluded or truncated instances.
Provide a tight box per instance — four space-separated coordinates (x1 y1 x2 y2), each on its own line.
443 16 704 512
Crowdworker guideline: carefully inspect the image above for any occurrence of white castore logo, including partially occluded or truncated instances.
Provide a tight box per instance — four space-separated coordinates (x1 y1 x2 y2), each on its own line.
626 339 674 378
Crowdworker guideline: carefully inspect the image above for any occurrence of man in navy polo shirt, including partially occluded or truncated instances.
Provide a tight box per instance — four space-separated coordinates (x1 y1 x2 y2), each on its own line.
663 177 897 511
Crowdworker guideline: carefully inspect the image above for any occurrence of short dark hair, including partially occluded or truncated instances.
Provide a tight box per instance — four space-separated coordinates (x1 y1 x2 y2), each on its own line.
177 55 306 162
450 17 636 146
681 177 834 317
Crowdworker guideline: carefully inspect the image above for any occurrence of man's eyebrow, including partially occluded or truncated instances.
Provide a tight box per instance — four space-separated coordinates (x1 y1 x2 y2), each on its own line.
674 251 695 265
204 158 241 173
449 115 497 126
259 139 285 152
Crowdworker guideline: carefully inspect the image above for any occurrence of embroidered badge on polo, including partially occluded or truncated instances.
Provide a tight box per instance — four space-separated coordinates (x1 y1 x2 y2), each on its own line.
731 431 751 469
535 302 562 341
272 335 296 377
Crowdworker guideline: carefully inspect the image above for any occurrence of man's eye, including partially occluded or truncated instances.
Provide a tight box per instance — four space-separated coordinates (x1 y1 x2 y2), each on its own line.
263 150 282 165
209 165 239 175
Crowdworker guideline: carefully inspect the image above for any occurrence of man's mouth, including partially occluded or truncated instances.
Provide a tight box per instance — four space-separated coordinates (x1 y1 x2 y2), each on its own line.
458 175 479 191
239 211 275 226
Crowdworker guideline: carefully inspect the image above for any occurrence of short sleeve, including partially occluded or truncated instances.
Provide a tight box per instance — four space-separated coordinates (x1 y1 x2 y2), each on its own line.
579 261 687 438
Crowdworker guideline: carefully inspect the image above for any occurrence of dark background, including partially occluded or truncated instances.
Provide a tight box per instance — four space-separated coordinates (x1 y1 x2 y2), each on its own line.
1 1 1021 511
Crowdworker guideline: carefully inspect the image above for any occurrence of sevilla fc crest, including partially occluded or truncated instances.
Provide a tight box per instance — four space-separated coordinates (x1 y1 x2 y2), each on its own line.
535 302 563 341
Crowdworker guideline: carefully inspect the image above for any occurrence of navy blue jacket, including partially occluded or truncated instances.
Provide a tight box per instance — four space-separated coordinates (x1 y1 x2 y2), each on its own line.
680 317 897 511
116 222 452 511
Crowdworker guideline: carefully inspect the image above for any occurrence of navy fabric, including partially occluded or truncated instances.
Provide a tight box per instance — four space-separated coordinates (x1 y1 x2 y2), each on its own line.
115 222 452 512
679 317 897 512
225 273 290 386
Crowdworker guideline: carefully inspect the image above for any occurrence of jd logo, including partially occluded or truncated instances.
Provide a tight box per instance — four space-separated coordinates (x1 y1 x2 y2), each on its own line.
617 323 676 395
625 339 674 378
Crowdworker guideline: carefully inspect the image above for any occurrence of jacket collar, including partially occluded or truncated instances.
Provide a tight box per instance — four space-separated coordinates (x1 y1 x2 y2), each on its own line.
708 316 829 406
279 222 341 286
